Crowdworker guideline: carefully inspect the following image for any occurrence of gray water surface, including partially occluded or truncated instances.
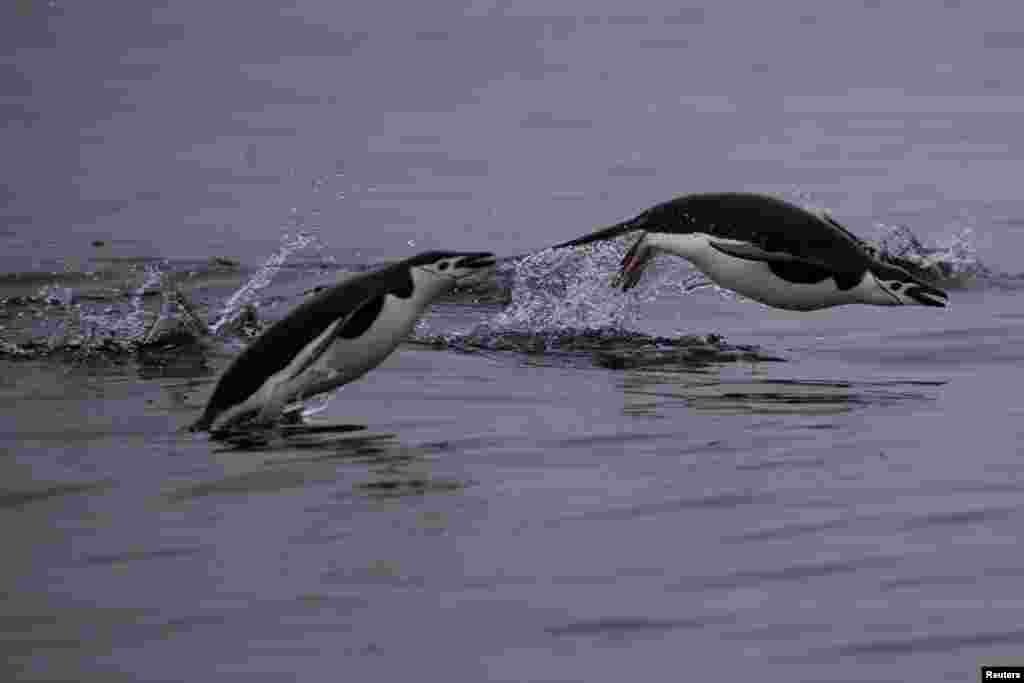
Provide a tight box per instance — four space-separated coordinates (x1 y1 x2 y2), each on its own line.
3 293 1023 681
4 1 1024 681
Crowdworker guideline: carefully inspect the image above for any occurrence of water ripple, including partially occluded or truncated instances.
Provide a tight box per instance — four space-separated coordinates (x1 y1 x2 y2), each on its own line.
880 575 977 590
554 490 774 525
0 480 110 510
164 468 323 502
900 506 1018 531
78 547 203 567
675 554 898 592
835 629 1024 655
357 477 470 498
723 518 850 543
545 616 728 639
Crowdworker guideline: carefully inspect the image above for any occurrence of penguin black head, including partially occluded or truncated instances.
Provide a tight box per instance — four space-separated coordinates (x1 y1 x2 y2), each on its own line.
407 251 497 280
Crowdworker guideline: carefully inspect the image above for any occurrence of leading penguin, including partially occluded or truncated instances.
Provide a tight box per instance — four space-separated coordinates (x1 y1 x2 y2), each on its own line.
551 193 949 311
190 250 496 432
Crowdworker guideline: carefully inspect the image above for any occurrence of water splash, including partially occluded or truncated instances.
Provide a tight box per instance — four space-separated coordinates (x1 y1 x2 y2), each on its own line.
481 237 640 335
2 215 321 361
786 189 988 285
411 232 750 355
210 231 321 336
127 262 166 337
786 187 833 219
928 226 988 281
868 222 987 283
37 282 81 350
139 271 210 346
35 284 74 307
53 261 210 352
460 231 749 345
3 258 221 360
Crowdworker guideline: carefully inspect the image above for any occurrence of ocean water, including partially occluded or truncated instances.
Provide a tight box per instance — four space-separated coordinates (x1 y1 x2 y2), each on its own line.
4 1 1024 681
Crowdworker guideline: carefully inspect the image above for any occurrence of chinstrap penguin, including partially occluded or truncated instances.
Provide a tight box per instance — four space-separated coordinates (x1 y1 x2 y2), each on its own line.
551 193 949 311
191 250 496 432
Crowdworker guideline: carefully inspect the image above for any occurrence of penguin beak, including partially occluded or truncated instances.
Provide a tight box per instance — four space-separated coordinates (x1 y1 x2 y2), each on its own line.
905 283 948 307
454 252 496 270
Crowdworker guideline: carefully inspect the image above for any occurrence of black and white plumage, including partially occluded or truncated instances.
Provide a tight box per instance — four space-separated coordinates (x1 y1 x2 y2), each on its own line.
190 250 496 432
552 193 949 311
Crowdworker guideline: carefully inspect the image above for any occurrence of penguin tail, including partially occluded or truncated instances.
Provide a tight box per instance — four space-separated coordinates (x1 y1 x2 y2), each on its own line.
549 216 645 250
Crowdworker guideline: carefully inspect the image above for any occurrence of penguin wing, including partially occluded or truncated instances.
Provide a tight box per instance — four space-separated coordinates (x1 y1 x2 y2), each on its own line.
282 293 386 381
245 295 383 425
708 240 838 271
709 239 864 288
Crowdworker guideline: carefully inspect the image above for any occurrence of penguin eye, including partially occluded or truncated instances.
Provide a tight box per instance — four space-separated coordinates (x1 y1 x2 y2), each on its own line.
889 282 902 291
438 262 449 271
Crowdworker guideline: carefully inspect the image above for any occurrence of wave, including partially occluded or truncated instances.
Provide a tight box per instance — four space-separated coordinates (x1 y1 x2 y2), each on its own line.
865 221 993 286
410 326 785 367
0 209 1012 369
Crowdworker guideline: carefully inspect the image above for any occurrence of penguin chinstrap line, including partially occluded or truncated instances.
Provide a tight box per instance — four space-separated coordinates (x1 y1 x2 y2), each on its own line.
190 251 496 433
550 193 949 312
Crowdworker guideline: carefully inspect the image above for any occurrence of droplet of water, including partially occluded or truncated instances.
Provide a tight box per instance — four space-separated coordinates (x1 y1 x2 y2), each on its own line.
37 285 74 307
478 239 642 338
210 230 324 336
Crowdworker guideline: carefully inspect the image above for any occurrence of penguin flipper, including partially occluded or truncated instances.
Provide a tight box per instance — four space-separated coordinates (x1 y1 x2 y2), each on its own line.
253 294 386 423
709 240 800 263
335 294 386 340
254 371 294 425
277 293 383 383
707 240 836 270
709 240 861 286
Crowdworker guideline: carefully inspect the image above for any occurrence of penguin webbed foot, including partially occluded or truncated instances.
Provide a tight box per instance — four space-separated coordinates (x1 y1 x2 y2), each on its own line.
205 406 276 436
614 237 651 291
196 399 309 439
206 415 279 442
279 407 306 426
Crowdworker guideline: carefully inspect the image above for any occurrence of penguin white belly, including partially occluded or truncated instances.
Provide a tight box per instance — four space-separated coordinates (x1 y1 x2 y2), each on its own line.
654 233 854 311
